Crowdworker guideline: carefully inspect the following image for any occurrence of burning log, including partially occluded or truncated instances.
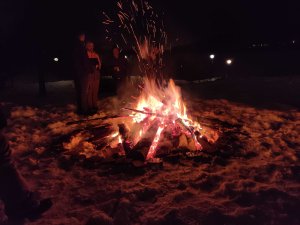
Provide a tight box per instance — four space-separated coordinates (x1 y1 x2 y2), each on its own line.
175 118 202 151
118 123 130 140
178 134 188 149
118 123 133 154
127 119 160 161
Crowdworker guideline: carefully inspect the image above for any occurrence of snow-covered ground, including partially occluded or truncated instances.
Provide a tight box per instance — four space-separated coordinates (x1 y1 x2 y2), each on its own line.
0 77 299 225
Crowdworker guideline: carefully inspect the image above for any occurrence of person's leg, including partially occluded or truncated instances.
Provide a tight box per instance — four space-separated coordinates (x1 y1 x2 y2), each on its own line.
0 134 29 208
0 165 32 216
87 73 94 112
80 75 89 114
0 134 52 219
92 71 100 109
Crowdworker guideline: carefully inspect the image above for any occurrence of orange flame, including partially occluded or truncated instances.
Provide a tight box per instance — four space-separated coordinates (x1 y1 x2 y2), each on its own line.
108 78 218 160
129 78 205 159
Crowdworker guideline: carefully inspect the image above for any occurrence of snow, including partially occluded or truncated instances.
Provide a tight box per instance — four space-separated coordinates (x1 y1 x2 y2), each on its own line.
0 78 299 225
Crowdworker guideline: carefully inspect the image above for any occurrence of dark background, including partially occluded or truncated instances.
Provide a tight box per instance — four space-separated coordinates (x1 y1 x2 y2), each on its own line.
1 0 300 80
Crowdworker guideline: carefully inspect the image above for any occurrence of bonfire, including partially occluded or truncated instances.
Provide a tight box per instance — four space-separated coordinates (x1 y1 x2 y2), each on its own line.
106 78 219 162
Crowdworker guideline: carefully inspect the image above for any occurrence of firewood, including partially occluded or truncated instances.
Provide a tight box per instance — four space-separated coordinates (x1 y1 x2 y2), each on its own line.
65 115 123 125
178 134 188 149
127 120 160 161
118 123 133 154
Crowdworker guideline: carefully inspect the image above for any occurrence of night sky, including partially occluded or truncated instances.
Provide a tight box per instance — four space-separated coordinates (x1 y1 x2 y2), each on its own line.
1 0 300 61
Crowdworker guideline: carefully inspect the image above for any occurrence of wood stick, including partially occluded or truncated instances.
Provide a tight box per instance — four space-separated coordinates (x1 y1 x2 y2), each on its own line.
123 107 171 119
66 115 124 125
123 107 158 116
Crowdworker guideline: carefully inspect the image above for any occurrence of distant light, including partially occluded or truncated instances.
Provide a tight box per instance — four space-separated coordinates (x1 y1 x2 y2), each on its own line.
226 59 233 65
292 40 296 44
124 55 128 59
209 54 215 59
53 57 59 62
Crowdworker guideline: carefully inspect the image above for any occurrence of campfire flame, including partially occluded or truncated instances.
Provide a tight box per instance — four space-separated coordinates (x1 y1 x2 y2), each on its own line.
108 78 218 160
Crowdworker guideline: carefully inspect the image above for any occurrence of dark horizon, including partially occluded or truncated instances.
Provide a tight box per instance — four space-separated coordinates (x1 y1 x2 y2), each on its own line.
1 0 300 49
1 0 300 78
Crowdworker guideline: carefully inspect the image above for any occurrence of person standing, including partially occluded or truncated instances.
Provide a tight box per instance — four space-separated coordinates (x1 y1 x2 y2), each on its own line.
86 41 101 113
110 47 127 94
72 32 92 114
0 108 52 221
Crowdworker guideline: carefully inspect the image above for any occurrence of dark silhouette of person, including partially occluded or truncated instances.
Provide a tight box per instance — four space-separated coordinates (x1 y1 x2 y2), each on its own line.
72 32 92 114
0 108 52 221
110 47 128 94
86 41 101 113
